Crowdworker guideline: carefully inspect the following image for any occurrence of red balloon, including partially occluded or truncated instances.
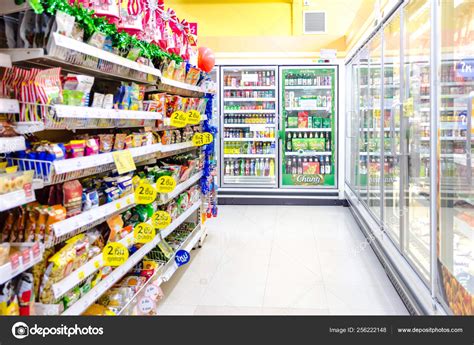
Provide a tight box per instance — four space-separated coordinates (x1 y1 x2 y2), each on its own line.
198 47 215 73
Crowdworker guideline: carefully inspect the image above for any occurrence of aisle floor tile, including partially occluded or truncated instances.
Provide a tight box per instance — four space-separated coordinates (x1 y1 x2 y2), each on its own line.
157 205 408 315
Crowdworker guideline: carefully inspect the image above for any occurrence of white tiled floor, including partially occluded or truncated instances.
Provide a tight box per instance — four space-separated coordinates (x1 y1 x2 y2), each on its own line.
157 205 409 315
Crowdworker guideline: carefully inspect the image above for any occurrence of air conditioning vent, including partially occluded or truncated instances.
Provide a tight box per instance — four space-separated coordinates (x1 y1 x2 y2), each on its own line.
303 11 326 34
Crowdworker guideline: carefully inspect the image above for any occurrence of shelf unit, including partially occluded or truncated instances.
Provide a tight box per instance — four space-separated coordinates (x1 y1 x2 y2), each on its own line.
285 128 331 132
223 109 276 114
225 153 275 158
285 151 332 156
61 201 201 315
0 243 43 285
223 138 275 142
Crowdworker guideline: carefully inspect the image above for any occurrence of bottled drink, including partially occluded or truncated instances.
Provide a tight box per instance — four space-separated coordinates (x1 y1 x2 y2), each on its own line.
315 157 320 174
245 159 250 176
286 133 292 151
286 158 292 174
240 159 245 176
264 158 269 176
269 159 275 177
234 160 239 175
326 133 331 151
297 158 303 174
291 158 297 174
255 159 261 176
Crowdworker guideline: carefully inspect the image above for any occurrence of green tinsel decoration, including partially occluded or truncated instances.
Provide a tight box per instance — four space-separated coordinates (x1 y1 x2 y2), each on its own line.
27 0 182 63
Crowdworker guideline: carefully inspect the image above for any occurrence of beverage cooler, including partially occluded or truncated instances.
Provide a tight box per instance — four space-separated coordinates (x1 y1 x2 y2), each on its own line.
220 66 279 188
280 66 338 188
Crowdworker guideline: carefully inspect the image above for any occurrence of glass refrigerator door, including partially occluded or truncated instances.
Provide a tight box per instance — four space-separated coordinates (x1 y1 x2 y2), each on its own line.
367 34 383 218
437 0 474 315
280 66 337 188
402 0 431 282
383 12 402 244
358 52 370 202
220 66 278 188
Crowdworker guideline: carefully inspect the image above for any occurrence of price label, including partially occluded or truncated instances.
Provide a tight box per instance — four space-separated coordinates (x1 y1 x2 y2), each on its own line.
112 150 136 174
170 111 188 128
133 222 156 244
10 253 20 271
151 211 171 229
192 133 204 146
175 249 191 267
21 248 30 265
156 176 176 193
134 180 157 204
103 242 129 267
145 284 160 298
202 132 213 144
138 297 155 314
187 110 201 125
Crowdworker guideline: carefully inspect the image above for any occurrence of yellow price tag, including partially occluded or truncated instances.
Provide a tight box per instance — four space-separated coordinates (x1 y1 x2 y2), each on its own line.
102 242 129 267
187 110 201 125
134 180 157 204
202 132 214 144
156 176 176 193
151 211 172 229
78 271 85 280
170 111 188 128
133 222 156 244
192 133 204 146
94 261 101 269
112 150 136 174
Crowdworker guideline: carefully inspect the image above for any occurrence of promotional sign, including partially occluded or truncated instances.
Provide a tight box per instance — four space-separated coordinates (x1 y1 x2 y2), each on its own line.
103 242 129 267
134 180 157 204
192 133 204 146
156 176 176 193
175 249 191 267
112 150 136 174
133 223 156 244
151 211 172 229
170 111 188 127
187 110 201 125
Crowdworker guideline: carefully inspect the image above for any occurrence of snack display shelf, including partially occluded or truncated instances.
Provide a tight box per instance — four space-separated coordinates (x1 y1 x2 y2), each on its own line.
8 144 162 185
61 201 201 315
160 141 194 153
54 105 163 120
0 136 26 153
225 154 275 158
52 232 135 300
285 151 332 156
224 98 276 102
51 194 135 240
153 77 209 97
224 109 276 114
223 138 275 142
0 187 36 212
286 107 328 111
285 128 331 132
0 98 20 113
117 223 202 315
157 172 203 206
0 243 43 285
223 176 276 184
2 33 160 84
284 85 332 90
223 86 274 90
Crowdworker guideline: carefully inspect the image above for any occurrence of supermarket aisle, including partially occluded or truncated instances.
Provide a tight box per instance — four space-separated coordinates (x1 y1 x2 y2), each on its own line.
157 205 409 315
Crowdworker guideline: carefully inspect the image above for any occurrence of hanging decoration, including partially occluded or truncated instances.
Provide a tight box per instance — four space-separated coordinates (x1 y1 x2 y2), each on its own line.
198 47 215 73
28 0 182 63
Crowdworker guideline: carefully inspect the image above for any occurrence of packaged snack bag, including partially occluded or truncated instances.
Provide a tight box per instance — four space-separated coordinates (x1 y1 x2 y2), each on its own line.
117 0 145 37
17 272 34 316
63 180 83 218
44 205 67 247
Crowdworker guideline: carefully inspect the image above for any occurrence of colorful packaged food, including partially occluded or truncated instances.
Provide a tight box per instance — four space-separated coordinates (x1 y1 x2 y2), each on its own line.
63 180 83 218
98 134 114 153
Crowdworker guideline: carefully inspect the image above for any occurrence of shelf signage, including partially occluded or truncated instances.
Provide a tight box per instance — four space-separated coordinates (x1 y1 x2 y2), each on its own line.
175 250 191 267
112 150 136 174
103 242 129 267
151 211 171 229
134 180 157 204
170 111 188 127
156 176 176 193
138 297 155 314
133 222 156 244
456 59 474 79
192 133 204 146
202 132 213 144
187 110 201 125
